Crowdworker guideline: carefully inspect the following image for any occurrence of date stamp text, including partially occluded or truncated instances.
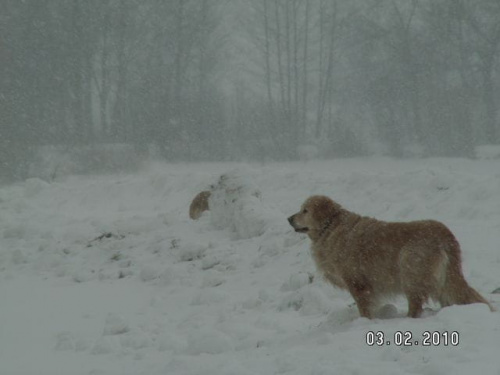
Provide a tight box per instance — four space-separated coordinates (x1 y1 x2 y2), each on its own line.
366 331 459 347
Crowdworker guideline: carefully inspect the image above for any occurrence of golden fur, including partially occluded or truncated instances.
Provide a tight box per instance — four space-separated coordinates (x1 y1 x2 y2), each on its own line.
189 191 211 220
288 195 493 318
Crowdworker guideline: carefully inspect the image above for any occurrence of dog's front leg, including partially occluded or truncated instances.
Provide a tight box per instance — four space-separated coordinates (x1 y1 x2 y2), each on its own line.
347 279 373 319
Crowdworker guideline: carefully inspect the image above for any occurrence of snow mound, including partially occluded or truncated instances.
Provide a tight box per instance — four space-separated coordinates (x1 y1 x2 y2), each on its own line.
176 241 208 262
278 286 333 316
280 272 314 292
209 168 287 239
139 265 161 282
24 178 50 197
103 313 130 336
186 329 234 355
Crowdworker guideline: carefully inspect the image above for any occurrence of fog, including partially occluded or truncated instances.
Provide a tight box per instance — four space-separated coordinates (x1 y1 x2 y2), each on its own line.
1 0 499 181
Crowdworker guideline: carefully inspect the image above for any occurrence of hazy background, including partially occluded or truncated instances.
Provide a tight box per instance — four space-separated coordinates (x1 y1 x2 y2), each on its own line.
1 0 499 181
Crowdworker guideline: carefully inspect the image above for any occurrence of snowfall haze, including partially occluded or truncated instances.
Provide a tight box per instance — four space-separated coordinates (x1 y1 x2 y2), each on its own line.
1 0 500 180
1 1 500 374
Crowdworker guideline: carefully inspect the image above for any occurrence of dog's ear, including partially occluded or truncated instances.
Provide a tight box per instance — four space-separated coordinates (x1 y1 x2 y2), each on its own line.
311 196 340 225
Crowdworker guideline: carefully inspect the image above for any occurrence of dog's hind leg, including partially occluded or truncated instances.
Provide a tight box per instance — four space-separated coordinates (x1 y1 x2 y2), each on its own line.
399 246 446 318
406 294 425 318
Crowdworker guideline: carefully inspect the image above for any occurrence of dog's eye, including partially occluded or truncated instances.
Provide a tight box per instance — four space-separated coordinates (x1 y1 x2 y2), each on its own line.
302 209 308 214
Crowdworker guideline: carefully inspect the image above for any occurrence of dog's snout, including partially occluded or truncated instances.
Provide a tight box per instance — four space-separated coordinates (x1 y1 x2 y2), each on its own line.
288 215 294 225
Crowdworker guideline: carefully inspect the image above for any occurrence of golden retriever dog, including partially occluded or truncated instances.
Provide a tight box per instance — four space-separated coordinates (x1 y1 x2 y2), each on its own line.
288 195 493 318
189 191 211 220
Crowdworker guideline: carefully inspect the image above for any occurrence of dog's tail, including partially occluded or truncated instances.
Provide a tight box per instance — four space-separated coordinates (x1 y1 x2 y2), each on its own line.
438 243 494 311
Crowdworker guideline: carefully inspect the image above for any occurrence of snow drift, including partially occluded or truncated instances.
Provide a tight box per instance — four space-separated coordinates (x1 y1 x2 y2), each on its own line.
0 158 499 375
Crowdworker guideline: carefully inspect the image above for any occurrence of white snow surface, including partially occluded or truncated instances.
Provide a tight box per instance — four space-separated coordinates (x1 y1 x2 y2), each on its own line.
1 158 499 375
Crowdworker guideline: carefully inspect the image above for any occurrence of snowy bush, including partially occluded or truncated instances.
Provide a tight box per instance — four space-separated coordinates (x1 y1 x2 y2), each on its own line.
475 145 500 160
28 146 78 181
71 143 144 174
28 144 145 180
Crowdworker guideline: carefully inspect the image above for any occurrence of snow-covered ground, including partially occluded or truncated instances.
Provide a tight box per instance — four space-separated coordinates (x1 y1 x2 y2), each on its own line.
1 158 499 375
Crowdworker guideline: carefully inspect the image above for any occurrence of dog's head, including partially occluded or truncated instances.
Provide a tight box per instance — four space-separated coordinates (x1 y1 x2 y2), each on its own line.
288 195 341 240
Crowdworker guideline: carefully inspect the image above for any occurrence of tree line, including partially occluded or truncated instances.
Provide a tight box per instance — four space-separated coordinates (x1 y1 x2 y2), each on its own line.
1 0 499 180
